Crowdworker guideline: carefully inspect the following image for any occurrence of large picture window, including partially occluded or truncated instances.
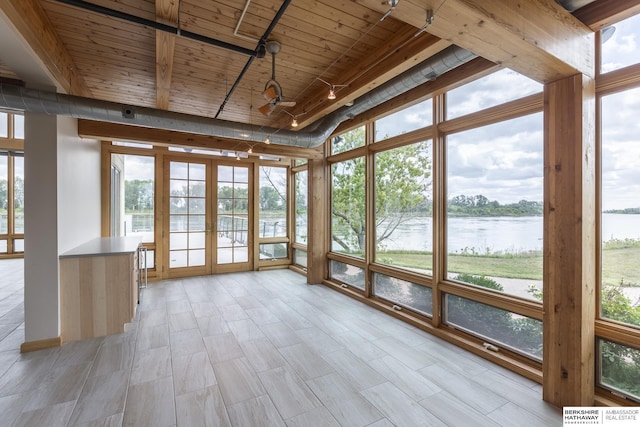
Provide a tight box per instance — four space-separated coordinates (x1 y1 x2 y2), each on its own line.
331 156 365 258
374 140 432 274
446 113 544 301
259 166 287 238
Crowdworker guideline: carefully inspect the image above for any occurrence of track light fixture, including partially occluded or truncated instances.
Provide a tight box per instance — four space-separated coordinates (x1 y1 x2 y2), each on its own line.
317 78 347 100
283 110 303 128
264 137 271 144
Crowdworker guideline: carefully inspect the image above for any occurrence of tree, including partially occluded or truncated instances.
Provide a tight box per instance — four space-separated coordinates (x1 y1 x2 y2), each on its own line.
331 126 431 253
125 179 154 212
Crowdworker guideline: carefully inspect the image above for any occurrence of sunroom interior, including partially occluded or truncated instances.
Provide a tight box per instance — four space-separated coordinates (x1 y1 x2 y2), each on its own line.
1 0 640 419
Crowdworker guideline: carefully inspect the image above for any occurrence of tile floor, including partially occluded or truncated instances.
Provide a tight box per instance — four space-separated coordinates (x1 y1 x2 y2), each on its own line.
0 259 562 426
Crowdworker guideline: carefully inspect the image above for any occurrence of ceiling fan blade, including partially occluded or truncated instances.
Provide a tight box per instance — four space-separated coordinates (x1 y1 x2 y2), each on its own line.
258 103 275 116
279 101 296 107
262 86 277 102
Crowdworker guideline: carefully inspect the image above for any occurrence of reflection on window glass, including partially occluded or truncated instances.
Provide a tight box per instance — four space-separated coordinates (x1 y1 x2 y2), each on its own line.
331 156 365 258
0 113 7 138
331 126 365 155
13 115 24 139
259 243 288 260
13 156 24 234
295 171 307 245
600 88 640 328
373 273 432 315
294 249 307 268
259 166 287 238
445 293 542 360
375 141 432 273
446 113 543 301
112 154 155 243
330 260 365 290
375 99 432 142
601 14 640 73
447 68 542 119
598 338 640 401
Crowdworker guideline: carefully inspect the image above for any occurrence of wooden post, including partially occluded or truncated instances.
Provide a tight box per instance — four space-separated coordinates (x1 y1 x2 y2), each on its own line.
543 73 596 406
306 157 327 284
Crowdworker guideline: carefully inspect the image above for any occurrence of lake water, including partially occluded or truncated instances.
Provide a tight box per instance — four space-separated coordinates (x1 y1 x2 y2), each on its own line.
381 213 640 253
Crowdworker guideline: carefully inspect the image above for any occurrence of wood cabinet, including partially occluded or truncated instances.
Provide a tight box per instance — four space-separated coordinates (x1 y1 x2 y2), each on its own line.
59 237 142 342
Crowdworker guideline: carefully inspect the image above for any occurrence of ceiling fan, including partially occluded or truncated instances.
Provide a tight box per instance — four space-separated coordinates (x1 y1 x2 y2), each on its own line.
259 40 296 116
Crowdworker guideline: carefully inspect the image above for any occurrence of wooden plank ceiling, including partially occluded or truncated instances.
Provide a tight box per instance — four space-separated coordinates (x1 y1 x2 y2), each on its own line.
0 0 602 135
0 0 445 132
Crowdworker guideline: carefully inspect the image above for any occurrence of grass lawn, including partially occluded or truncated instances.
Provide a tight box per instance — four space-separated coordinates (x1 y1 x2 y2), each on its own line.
378 246 640 287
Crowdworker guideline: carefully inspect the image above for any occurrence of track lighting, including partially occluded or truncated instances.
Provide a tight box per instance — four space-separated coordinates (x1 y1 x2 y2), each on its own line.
248 147 253 154
236 153 240 160
291 118 298 127
317 77 347 100
283 110 303 128
264 137 270 144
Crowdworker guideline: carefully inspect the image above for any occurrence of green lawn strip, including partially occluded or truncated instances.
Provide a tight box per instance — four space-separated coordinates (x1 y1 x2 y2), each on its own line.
378 246 640 286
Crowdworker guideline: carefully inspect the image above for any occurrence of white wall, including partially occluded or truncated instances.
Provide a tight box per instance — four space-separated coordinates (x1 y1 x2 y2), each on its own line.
57 116 101 254
23 114 101 343
24 112 60 342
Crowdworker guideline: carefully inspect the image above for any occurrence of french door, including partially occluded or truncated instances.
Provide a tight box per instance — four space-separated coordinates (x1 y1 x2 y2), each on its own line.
165 158 252 277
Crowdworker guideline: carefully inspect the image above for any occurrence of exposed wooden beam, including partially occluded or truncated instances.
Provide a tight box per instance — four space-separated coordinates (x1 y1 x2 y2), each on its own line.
0 0 91 96
77 119 323 160
286 27 451 129
574 0 640 31
155 0 179 109
356 0 594 83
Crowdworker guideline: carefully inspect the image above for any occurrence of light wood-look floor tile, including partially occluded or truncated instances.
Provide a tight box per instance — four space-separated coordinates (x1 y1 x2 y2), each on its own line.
175 385 231 427
226 395 285 427
122 376 176 427
172 351 217 396
361 381 447 427
258 365 322 419
213 357 266 405
0 262 562 427
278 343 335 380
306 372 383 427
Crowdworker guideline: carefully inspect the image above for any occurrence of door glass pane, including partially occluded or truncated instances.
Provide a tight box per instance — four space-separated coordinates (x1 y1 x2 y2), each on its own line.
169 161 206 268
14 239 24 252
217 165 249 264
14 156 24 234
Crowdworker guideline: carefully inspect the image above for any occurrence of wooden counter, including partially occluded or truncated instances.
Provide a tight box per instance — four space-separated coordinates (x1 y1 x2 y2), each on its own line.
60 237 141 342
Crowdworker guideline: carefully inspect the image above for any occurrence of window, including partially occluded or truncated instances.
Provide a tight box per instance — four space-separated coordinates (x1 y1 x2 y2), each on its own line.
0 150 25 255
331 156 365 258
374 99 432 141
601 14 640 73
259 166 287 238
0 113 7 138
445 293 542 360
373 273 432 316
597 338 640 401
294 170 307 245
447 68 542 119
600 88 640 328
330 260 365 290
374 140 432 273
13 115 24 140
446 113 544 301
217 165 249 264
331 126 365 155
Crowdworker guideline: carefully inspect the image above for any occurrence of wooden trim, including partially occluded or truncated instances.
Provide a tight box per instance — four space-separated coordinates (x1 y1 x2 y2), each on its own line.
574 0 640 31
289 264 307 276
78 120 324 160
432 93 446 328
0 139 24 150
326 145 367 164
596 63 640 96
20 336 62 353
368 127 434 153
306 157 327 284
326 252 367 269
369 262 433 288
439 281 543 321
439 93 544 135
357 0 594 82
595 320 640 349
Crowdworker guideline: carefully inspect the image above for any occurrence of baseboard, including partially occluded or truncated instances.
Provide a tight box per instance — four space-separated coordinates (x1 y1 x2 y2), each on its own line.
20 336 62 353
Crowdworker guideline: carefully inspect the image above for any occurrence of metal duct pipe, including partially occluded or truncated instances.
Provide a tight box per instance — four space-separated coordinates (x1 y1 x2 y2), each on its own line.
0 45 475 148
